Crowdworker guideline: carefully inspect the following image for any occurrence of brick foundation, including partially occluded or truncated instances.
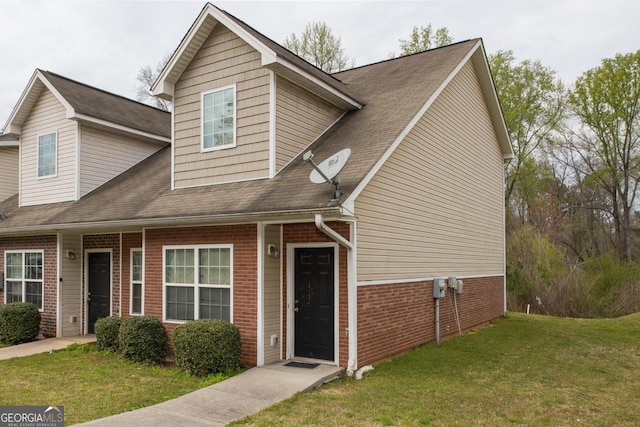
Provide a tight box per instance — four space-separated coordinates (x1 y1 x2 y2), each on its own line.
144 224 258 367
357 276 504 366
0 235 58 337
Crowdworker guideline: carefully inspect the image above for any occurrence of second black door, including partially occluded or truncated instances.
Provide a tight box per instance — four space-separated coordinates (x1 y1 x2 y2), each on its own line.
294 247 335 360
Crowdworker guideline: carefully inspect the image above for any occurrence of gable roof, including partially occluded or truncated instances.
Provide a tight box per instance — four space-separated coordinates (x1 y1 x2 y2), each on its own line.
0 38 512 233
151 3 363 110
2 69 170 142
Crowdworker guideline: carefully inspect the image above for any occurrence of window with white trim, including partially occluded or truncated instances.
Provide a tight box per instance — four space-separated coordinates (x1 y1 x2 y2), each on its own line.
4 251 44 310
202 86 236 151
130 248 143 315
37 132 57 177
163 245 232 322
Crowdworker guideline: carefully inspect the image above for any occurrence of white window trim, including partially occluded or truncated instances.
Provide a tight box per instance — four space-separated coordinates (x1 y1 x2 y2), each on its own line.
162 244 234 324
36 130 58 179
130 248 144 316
201 84 237 153
4 249 45 311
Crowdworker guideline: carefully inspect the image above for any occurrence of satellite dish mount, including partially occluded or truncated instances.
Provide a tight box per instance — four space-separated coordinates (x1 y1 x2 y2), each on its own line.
303 148 351 201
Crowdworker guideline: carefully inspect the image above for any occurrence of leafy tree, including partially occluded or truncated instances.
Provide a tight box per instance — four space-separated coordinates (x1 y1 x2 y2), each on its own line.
567 50 640 261
283 22 354 73
134 53 172 111
489 50 566 227
392 24 453 57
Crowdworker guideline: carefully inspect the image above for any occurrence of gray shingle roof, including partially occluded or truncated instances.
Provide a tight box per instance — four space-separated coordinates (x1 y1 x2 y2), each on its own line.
0 40 480 232
217 6 362 104
40 70 171 139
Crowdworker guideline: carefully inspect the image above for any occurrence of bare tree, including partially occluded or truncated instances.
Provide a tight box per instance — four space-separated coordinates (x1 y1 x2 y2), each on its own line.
135 53 172 111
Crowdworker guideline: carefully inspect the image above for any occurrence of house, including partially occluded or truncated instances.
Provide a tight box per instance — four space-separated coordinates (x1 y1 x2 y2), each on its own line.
0 3 513 369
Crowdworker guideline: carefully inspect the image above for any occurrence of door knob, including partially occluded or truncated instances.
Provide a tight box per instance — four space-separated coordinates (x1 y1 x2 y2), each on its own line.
294 307 299 312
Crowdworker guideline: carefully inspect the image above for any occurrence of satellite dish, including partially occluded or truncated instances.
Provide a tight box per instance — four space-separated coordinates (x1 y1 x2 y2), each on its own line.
308 149 352 184
303 148 352 201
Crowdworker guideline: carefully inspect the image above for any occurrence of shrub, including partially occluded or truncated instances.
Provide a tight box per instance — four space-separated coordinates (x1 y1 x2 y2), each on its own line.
94 316 122 352
118 316 168 364
173 319 241 376
0 302 41 345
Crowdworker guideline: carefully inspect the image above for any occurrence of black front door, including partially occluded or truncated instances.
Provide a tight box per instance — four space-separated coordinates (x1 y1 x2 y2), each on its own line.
294 247 335 360
87 252 111 334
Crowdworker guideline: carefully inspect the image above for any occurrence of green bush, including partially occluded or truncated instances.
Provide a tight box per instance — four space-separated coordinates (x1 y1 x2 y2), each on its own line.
0 302 41 344
173 319 241 376
118 316 168 364
94 316 122 352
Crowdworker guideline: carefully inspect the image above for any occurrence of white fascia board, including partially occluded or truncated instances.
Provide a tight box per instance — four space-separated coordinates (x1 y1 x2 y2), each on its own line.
208 6 277 65
275 57 363 110
344 41 482 207
37 71 76 118
471 44 514 159
153 81 175 100
1 125 21 138
73 114 171 144
151 5 217 97
3 70 75 135
2 70 38 135
0 141 19 147
151 4 276 98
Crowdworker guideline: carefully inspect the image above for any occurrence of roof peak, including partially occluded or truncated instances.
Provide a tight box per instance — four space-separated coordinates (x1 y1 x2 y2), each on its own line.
38 69 170 115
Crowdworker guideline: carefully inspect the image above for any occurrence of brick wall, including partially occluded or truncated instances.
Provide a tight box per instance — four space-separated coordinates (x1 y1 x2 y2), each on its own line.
83 234 121 318
0 235 58 337
357 276 504 366
144 224 258 366
121 232 142 317
282 221 350 367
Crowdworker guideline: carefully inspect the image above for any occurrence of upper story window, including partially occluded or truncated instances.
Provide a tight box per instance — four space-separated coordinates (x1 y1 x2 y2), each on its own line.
37 131 57 178
202 85 236 152
4 250 44 310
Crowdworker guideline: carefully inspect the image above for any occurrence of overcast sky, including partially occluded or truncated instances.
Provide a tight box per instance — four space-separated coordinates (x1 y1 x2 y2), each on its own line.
1 0 639 129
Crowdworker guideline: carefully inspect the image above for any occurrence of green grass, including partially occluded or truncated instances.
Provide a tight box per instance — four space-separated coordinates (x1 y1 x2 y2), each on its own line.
233 313 640 426
0 344 233 425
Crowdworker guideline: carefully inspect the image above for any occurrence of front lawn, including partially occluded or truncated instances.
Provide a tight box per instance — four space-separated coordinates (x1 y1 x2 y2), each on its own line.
233 312 640 426
0 344 230 425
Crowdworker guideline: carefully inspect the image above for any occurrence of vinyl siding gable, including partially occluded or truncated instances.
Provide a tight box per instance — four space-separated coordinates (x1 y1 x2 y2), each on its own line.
0 147 18 201
173 23 271 188
79 124 163 197
20 87 76 207
355 60 505 282
275 76 344 172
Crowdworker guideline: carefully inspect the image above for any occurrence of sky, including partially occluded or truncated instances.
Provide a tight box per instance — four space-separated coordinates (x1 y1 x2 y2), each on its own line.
1 0 639 129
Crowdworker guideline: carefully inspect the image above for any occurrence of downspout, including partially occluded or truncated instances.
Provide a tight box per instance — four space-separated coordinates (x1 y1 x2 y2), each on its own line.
314 214 357 370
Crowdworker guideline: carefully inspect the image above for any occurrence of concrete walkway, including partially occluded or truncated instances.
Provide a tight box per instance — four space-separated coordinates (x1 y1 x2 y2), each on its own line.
77 362 342 426
0 335 96 360
0 337 343 426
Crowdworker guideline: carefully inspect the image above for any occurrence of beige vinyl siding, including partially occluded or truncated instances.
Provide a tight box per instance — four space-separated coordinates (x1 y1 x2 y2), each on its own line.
79 125 162 197
20 88 76 206
355 61 505 281
0 147 18 201
275 76 344 171
173 23 271 188
60 233 82 337
263 224 281 364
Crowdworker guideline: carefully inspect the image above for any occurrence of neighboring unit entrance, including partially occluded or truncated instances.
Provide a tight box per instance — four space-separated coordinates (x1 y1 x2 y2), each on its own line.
294 247 335 360
87 252 111 334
